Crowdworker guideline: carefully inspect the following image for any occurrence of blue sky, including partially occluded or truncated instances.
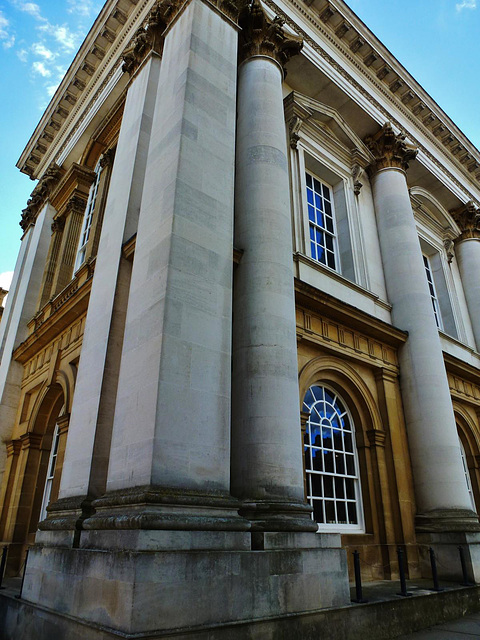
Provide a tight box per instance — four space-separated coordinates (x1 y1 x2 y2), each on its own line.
0 0 479 291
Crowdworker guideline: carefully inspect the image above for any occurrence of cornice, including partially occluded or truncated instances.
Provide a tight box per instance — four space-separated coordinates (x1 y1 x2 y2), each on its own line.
17 0 148 179
266 0 480 202
294 277 407 348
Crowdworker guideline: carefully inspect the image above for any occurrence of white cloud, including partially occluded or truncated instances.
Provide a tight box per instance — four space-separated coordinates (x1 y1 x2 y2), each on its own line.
31 41 54 59
0 10 14 48
67 0 94 17
13 1 44 20
46 82 58 96
32 60 51 77
456 0 477 9
0 271 14 292
17 47 28 61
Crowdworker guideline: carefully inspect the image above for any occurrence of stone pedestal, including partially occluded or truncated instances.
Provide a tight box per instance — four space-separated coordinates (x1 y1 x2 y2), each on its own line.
21 532 349 638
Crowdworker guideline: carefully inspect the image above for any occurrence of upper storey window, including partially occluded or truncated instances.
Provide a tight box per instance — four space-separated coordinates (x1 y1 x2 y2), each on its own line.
306 172 338 271
423 253 443 330
75 159 103 271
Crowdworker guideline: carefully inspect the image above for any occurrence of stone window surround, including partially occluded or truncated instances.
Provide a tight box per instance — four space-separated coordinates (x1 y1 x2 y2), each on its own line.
303 382 365 533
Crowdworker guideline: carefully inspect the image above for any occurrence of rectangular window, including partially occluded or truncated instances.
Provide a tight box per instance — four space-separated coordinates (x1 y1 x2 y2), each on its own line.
423 254 443 330
75 160 103 271
306 172 338 271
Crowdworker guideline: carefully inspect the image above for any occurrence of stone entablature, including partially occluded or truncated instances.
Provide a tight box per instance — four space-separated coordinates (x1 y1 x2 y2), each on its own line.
295 282 405 372
14 258 94 358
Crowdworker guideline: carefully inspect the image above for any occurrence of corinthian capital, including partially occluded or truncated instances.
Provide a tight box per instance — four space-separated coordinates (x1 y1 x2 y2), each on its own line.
19 162 64 232
364 123 417 173
122 0 182 75
238 0 303 73
451 201 480 241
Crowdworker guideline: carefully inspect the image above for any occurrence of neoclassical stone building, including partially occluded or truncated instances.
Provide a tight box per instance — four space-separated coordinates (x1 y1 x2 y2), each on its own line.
1 0 480 637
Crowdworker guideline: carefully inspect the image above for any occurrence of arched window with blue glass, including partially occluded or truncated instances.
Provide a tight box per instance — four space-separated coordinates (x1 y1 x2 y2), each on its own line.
303 384 364 532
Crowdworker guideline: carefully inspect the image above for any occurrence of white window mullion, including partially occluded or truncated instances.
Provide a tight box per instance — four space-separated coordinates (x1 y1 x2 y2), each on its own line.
423 254 443 330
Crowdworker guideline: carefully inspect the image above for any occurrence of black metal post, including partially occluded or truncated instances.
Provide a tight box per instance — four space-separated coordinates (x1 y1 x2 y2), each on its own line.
429 547 443 592
15 549 29 600
351 550 367 603
0 546 7 589
459 546 474 586
397 546 412 597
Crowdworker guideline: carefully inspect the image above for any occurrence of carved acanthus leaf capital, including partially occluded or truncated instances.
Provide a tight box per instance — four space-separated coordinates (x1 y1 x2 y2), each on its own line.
122 0 183 75
51 217 65 233
238 0 303 73
451 201 480 241
364 123 417 173
19 162 64 231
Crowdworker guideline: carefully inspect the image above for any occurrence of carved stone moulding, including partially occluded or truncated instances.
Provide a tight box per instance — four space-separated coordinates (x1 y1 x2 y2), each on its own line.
19 162 65 231
364 123 418 173
121 0 185 76
451 201 480 241
238 0 303 74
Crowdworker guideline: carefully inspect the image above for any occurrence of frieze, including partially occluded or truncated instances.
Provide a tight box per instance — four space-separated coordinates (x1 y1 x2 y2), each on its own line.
448 372 480 405
296 307 399 370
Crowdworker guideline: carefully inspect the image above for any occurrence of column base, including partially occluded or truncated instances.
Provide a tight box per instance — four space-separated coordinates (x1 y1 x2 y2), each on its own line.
21 530 349 636
84 485 251 531
417 530 480 583
239 499 318 532
415 508 480 533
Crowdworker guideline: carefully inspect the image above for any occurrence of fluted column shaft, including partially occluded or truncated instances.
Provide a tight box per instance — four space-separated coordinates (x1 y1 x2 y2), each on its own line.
367 128 476 529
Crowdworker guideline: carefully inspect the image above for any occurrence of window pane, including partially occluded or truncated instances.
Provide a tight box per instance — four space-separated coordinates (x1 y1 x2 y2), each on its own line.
305 172 338 272
303 384 363 530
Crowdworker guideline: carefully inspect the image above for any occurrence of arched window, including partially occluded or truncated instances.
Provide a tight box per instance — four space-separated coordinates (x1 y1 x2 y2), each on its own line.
303 384 364 532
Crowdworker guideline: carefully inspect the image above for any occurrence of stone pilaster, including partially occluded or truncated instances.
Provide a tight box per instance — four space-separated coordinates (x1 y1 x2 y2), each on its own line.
69 0 245 533
231 0 314 531
43 45 165 537
37 217 65 309
0 201 55 497
51 195 88 295
366 124 479 535
452 201 480 351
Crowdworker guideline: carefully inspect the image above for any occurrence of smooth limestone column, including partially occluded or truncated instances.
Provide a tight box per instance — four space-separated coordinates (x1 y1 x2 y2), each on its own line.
367 124 478 532
88 0 248 532
0 202 55 488
452 203 480 351
231 2 316 532
45 32 165 533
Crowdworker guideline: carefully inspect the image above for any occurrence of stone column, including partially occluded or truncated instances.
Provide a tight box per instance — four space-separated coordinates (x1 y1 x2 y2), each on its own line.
37 217 65 309
366 124 478 533
231 1 315 532
51 194 89 295
0 200 55 490
84 0 247 533
44 14 167 534
452 202 480 351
